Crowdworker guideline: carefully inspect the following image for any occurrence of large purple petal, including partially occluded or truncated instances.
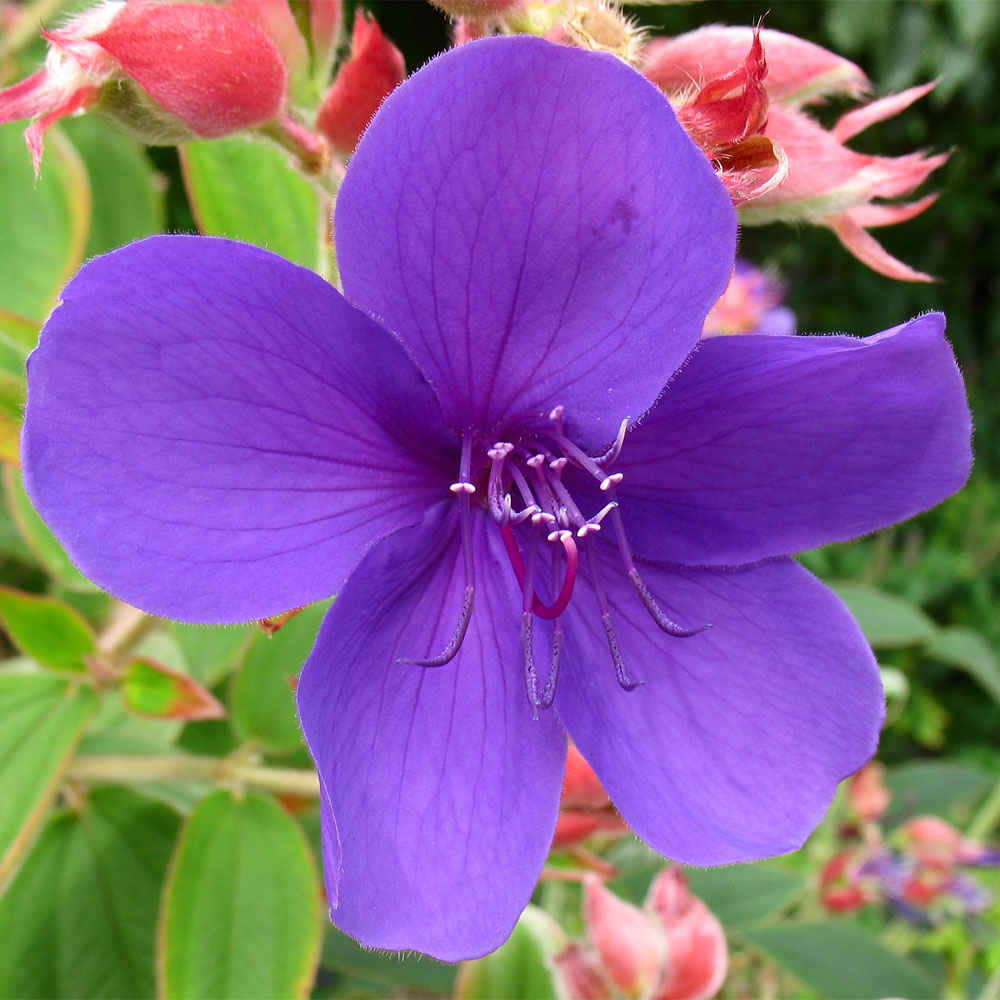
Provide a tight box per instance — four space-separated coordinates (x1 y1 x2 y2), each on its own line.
22 235 455 623
554 551 884 865
336 36 735 449
297 504 566 961
601 314 971 565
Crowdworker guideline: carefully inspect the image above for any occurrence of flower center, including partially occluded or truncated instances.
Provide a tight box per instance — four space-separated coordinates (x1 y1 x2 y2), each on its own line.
403 408 707 713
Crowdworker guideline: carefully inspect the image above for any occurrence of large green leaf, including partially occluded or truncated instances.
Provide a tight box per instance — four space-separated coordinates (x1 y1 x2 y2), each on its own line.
62 116 165 257
0 122 90 324
829 582 937 648
321 925 458 996
0 587 96 673
0 673 97 884
682 863 802 928
927 625 1000 704
171 621 253 687
456 906 564 1000
180 136 323 270
883 759 996 825
3 465 97 591
159 789 322 999
0 787 180 1000
232 601 329 753
743 922 939 999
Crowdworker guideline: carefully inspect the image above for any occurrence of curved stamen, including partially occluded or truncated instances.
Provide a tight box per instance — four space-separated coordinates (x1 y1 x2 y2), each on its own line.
547 431 625 492
498 523 579 620
594 417 630 468
522 612 541 719
584 540 642 691
538 621 562 709
403 429 477 667
607 500 708 638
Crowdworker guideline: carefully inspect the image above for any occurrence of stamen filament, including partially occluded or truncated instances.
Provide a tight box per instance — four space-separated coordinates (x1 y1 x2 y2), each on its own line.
595 417 630 468
584 541 642 691
403 429 477 667
498 523 579 620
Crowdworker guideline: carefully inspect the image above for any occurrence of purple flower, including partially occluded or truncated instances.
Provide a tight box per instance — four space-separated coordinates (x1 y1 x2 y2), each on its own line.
22 37 971 960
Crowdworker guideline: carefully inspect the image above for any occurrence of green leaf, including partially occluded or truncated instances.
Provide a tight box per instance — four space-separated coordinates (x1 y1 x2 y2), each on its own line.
171 622 253 687
159 789 322 999
61 115 165 257
0 586 96 673
743 922 939 999
232 601 329 753
0 122 90 325
0 308 37 378
928 626 1000 704
123 657 225 721
2 464 98 591
180 137 323 270
321 926 458 996
829 582 937 647
0 673 97 884
884 759 996 825
455 906 565 1000
0 786 180 1000
682 863 802 928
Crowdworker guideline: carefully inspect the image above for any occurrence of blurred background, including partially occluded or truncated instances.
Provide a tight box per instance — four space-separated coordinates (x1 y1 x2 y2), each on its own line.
0 1 998 998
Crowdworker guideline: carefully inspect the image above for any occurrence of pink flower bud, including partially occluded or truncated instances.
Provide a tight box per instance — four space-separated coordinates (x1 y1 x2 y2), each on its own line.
552 744 628 849
553 942 614 1000
584 876 664 998
848 763 892 823
902 816 963 870
0 0 288 172
94 2 286 137
645 868 727 1000
316 11 405 156
228 0 309 81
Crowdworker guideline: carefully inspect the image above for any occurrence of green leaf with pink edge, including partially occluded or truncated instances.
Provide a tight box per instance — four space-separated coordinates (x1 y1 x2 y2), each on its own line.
0 786 180 1000
0 673 97 887
0 122 90 326
180 136 325 272
123 657 226 721
158 789 322 1000
0 586 96 673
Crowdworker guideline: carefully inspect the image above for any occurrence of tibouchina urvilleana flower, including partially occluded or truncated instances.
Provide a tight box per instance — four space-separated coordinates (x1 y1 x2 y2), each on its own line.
23 37 971 960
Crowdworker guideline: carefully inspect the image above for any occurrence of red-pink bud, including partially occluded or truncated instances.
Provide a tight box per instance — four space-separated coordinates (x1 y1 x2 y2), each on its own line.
228 0 309 81
309 0 343 80
644 26 868 106
584 876 663 998
848 763 892 823
316 11 405 156
901 816 962 870
645 868 728 1000
552 745 628 849
553 943 614 1000
94 2 286 138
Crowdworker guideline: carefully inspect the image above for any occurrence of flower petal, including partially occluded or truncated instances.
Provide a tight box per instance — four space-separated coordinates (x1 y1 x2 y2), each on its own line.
336 35 735 449
555 553 884 864
297 504 566 960
596 314 970 566
23 235 454 622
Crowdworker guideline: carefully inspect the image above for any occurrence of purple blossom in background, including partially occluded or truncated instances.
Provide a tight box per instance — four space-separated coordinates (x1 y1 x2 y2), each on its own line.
22 37 972 961
702 259 797 337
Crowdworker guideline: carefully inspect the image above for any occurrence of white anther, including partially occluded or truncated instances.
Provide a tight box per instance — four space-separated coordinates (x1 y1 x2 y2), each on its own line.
489 441 513 458
549 405 565 421
546 529 573 543
527 453 546 470
531 510 556 525
549 457 568 473
450 481 476 495
600 472 624 492
577 523 602 538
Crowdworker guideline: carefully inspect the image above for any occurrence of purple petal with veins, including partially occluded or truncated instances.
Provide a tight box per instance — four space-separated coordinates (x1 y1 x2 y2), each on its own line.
22 35 972 960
